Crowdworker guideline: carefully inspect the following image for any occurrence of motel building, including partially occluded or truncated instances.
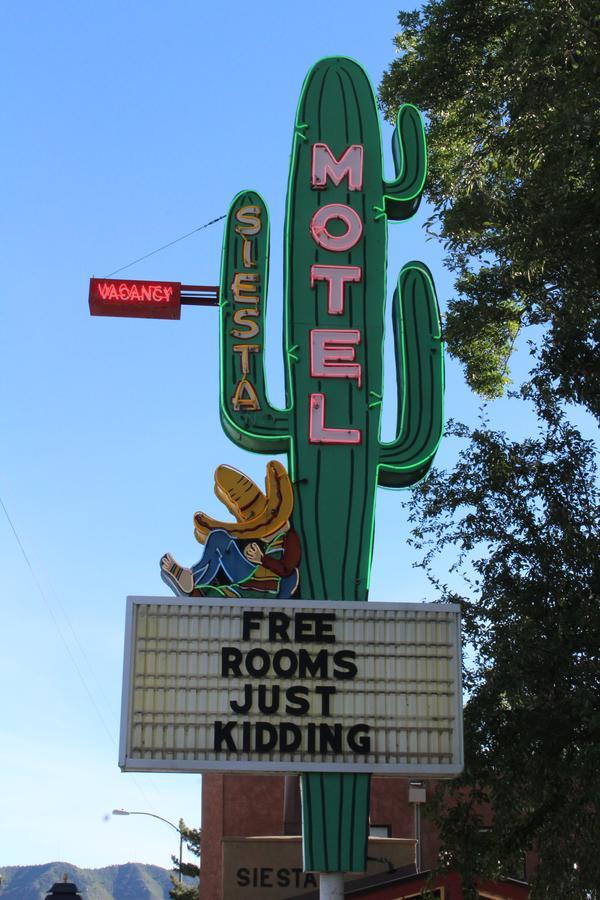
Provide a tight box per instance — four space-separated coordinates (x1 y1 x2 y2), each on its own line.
199 773 532 899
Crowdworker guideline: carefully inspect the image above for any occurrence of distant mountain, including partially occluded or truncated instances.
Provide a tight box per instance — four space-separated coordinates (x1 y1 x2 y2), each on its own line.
0 861 193 899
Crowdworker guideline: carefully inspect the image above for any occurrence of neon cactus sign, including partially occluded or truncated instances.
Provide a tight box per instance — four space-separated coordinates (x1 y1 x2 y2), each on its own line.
220 57 443 605
217 55 444 873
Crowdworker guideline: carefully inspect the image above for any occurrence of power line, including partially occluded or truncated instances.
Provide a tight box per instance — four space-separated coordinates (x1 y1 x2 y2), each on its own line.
105 214 226 277
0 496 116 741
0 494 157 810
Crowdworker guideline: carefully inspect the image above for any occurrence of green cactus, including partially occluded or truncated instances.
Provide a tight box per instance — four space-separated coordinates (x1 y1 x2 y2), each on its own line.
219 57 444 873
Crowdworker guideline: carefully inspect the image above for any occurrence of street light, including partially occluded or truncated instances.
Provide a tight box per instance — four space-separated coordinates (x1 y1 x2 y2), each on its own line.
112 808 183 882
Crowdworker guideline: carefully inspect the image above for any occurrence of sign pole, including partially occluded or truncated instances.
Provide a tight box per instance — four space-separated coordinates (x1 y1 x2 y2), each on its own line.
320 873 344 899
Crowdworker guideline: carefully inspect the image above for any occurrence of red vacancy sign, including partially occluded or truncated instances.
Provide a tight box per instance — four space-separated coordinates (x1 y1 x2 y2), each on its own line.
89 278 182 320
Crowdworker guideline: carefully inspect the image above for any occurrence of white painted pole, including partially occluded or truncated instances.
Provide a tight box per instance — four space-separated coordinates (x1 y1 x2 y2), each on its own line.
320 872 345 899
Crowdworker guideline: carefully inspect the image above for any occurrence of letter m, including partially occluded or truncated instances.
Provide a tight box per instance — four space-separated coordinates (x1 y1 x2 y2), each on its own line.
311 144 363 191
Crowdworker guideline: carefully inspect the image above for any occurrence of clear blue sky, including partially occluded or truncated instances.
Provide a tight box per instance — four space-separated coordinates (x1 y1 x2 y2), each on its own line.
0 0 559 874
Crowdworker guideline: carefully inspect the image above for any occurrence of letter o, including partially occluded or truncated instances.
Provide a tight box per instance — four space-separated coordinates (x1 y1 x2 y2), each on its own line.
245 649 271 677
310 204 363 252
273 649 298 678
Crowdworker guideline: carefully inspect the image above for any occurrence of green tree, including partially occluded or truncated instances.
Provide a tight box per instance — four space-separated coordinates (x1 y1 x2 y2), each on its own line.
169 820 200 900
408 406 599 897
380 0 599 416
380 3 600 896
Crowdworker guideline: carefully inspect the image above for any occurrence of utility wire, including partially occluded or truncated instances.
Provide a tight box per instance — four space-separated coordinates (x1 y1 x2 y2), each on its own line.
0 496 116 742
105 214 226 277
0 494 157 810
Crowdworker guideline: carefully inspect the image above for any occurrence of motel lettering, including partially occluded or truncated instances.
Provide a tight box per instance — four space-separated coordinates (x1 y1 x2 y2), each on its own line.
230 143 366 440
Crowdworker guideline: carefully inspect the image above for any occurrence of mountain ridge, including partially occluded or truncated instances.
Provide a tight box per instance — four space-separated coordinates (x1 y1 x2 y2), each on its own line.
0 861 190 899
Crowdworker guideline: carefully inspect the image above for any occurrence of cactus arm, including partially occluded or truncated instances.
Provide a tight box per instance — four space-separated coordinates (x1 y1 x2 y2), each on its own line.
219 190 291 454
381 104 427 221
378 262 444 487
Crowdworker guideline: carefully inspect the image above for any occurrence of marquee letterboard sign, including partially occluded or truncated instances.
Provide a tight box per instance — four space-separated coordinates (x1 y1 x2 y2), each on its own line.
119 597 462 776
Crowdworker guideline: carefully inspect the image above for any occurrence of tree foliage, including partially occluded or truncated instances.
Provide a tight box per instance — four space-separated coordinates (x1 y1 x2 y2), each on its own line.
169 820 200 900
408 403 599 898
381 5 599 893
380 0 599 416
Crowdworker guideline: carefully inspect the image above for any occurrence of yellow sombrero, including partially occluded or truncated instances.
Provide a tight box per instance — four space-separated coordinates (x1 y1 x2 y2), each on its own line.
194 460 294 543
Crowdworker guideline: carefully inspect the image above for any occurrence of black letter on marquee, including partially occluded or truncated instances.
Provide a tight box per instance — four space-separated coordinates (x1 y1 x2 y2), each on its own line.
273 648 298 678
214 721 237 751
298 648 329 678
222 647 242 676
285 685 310 715
255 722 278 751
347 724 371 753
319 723 343 753
315 685 336 715
257 684 281 714
333 649 357 679
279 722 302 751
230 684 253 714
294 613 316 642
268 612 291 641
242 611 264 640
315 612 336 643
246 648 271 677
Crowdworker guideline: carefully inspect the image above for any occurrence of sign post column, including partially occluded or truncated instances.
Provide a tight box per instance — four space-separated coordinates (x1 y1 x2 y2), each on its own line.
319 874 344 899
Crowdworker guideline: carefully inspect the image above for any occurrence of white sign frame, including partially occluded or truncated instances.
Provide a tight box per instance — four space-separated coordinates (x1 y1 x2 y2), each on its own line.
119 596 463 777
